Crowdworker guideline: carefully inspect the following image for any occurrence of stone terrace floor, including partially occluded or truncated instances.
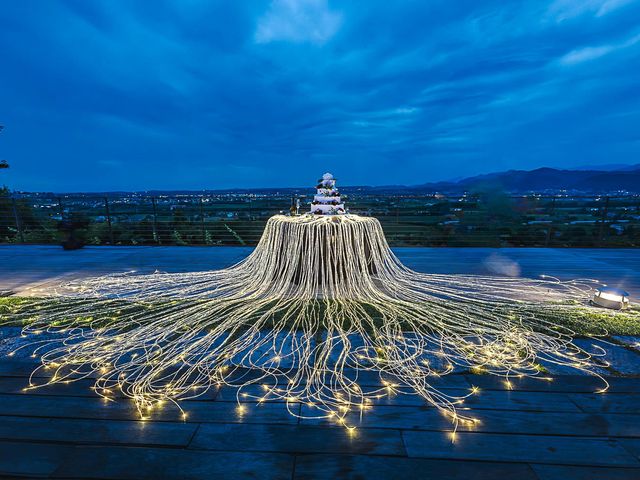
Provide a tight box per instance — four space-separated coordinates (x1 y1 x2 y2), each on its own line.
1 245 639 297
1 245 640 479
1 361 640 479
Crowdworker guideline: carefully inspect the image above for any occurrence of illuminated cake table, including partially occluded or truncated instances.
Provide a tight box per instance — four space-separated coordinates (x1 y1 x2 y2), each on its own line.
12 178 609 432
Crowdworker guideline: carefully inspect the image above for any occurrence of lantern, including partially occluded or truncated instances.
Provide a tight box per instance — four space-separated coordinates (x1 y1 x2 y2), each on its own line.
592 286 630 310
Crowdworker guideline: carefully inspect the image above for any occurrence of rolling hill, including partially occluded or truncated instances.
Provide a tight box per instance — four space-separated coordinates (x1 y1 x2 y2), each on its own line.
411 165 640 194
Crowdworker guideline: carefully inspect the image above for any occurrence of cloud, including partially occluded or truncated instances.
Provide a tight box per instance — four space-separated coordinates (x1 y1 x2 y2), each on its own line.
393 107 419 115
1 0 640 191
548 0 635 21
255 0 342 45
559 45 615 64
559 31 640 65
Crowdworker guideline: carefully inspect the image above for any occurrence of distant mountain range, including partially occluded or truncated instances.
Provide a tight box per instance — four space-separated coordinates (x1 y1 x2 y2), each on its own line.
406 164 640 194
21 164 640 196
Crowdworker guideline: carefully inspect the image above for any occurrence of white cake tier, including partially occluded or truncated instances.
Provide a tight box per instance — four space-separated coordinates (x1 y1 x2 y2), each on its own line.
318 180 335 188
310 203 345 215
314 195 342 203
317 188 338 195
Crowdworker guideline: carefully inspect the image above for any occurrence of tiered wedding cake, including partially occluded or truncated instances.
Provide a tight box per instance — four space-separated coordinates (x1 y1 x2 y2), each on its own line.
310 172 346 215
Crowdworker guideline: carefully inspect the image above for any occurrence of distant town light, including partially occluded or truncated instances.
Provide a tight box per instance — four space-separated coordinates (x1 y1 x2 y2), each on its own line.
592 286 630 310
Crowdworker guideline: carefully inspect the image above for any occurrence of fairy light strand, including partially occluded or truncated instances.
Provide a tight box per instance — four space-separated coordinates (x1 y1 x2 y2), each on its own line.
7 213 612 431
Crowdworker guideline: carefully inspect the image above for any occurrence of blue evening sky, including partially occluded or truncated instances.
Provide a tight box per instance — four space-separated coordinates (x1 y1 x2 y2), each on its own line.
1 0 639 192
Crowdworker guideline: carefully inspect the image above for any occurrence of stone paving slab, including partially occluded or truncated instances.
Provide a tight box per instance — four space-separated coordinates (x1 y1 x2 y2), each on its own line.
0 328 62 358
531 464 640 480
0 415 197 446
614 336 640 351
619 438 640 460
52 444 294 480
0 375 221 401
569 392 640 414
214 370 471 393
537 358 611 376
0 358 53 377
0 392 301 424
574 338 640 375
341 387 585 412
293 455 540 480
302 405 640 437
402 430 640 466
0 441 72 477
190 423 406 456
465 373 640 393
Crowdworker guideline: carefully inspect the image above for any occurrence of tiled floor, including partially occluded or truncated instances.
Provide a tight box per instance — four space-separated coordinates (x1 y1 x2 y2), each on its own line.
0 359 639 479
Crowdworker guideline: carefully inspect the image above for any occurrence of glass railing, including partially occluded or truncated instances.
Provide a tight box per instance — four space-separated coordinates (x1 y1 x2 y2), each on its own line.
1 192 638 247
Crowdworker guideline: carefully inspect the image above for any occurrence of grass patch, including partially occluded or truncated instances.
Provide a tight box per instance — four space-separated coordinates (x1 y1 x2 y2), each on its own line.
1 296 639 337
541 306 640 337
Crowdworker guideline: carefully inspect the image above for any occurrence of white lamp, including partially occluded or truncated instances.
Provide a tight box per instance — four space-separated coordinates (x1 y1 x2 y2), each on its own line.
592 286 630 310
